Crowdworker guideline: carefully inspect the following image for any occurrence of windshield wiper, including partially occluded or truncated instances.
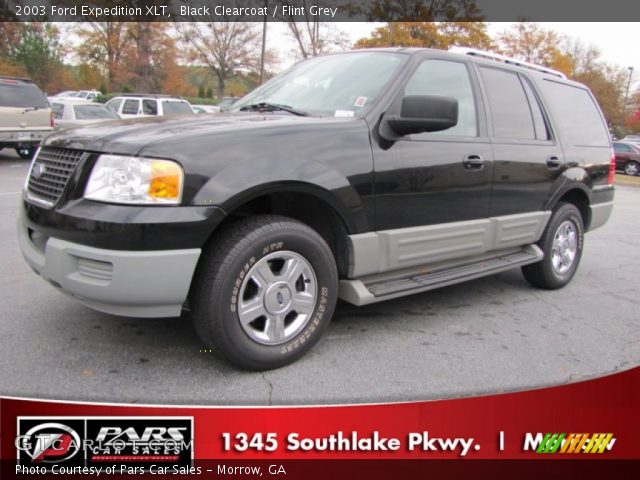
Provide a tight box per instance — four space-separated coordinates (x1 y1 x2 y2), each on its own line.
22 107 41 114
238 102 309 117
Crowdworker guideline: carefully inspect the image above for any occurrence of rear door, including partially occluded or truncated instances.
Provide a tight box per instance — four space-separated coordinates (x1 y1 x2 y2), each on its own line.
476 66 562 217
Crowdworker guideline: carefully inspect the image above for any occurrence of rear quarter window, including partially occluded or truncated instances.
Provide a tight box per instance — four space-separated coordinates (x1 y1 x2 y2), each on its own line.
540 80 610 147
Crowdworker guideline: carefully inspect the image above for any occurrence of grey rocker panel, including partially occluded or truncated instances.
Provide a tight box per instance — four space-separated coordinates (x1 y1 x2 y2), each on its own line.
347 211 552 278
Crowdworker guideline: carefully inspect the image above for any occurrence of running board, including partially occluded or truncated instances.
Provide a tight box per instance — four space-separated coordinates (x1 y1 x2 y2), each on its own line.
339 245 543 306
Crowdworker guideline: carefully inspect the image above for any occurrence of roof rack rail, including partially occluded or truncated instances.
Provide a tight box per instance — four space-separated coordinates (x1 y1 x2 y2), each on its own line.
449 47 567 79
116 93 184 99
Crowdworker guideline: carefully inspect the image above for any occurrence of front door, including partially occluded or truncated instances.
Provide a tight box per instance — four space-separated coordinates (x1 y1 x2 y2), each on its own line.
373 57 493 231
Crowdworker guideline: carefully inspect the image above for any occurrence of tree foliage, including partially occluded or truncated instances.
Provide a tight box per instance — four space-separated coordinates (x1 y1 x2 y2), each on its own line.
0 23 68 93
354 22 493 50
177 22 262 99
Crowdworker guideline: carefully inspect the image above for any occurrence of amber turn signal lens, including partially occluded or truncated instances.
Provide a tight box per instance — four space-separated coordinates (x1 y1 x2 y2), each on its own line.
148 160 183 200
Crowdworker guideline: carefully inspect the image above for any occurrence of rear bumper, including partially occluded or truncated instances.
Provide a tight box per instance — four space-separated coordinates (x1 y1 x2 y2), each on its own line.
589 201 614 231
0 129 51 146
18 217 201 318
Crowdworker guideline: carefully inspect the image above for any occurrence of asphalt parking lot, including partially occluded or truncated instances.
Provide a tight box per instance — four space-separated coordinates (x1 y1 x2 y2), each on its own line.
1 148 639 405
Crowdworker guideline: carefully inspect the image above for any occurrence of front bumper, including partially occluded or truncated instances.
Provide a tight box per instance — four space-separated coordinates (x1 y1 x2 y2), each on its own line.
18 217 201 318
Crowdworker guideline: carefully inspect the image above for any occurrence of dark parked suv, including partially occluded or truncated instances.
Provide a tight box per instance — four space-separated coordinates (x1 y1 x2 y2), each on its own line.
18 48 615 370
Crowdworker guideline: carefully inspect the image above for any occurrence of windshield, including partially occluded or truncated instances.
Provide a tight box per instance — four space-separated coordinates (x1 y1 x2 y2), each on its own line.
0 81 49 108
162 100 193 115
73 104 119 120
233 51 406 117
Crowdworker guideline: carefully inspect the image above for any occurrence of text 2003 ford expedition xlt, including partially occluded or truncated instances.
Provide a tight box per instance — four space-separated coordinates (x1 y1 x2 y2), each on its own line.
19 48 615 370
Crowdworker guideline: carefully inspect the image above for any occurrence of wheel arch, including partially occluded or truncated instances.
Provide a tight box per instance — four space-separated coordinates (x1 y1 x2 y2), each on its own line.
209 182 356 278
548 185 591 230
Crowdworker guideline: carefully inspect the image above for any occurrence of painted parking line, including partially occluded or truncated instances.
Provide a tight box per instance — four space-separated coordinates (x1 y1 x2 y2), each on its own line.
0 191 21 196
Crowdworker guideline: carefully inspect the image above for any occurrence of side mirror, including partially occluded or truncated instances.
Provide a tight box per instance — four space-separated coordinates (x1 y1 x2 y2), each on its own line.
386 95 458 136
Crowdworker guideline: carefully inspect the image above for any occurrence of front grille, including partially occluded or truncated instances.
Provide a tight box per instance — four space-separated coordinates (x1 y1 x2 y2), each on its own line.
27 147 85 206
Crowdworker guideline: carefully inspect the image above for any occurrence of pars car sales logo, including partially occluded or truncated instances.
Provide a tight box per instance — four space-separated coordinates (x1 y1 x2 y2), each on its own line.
16 417 193 471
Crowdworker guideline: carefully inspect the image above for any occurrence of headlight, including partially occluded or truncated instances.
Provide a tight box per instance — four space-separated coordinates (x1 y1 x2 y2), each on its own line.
84 155 183 205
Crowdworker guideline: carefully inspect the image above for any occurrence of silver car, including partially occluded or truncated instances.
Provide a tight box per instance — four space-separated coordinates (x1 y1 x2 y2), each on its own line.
51 100 120 130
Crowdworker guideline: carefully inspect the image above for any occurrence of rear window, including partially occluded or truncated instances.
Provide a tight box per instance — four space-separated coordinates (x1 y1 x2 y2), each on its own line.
540 80 610 147
73 104 119 120
162 101 192 115
0 81 49 108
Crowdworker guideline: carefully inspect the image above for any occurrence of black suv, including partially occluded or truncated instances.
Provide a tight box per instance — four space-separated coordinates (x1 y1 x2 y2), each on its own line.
19 48 615 370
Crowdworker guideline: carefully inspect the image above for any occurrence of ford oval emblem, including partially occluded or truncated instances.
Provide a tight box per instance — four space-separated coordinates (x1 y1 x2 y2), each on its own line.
32 163 46 179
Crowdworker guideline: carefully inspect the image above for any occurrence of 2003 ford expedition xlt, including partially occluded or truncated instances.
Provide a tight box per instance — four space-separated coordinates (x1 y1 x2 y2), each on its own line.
19 48 615 370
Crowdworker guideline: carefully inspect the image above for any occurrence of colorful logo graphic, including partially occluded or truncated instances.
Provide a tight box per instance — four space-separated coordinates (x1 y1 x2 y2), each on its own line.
524 433 616 454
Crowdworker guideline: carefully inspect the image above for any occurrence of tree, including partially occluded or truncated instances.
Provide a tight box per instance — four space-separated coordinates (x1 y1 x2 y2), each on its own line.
178 22 261 99
0 23 68 93
497 23 571 73
354 22 493 50
76 22 129 90
359 0 483 21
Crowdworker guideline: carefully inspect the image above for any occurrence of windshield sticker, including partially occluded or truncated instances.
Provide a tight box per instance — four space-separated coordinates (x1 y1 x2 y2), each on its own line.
354 97 367 108
335 110 355 117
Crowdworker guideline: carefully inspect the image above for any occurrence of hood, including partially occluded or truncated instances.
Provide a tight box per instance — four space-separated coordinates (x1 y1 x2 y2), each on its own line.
42 113 334 155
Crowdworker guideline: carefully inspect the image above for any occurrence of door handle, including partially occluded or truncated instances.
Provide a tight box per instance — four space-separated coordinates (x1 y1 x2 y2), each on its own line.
546 155 562 169
463 154 484 170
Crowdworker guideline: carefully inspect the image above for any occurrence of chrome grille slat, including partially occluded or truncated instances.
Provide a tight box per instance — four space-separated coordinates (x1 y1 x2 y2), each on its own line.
27 147 84 205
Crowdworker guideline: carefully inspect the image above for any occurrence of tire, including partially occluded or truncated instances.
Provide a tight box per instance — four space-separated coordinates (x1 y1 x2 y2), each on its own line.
16 146 36 160
191 215 338 370
624 161 639 176
522 202 584 290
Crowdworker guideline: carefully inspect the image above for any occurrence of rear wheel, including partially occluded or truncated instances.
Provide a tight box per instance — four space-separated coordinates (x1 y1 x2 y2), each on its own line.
191 215 338 370
624 161 639 176
16 146 36 160
522 202 584 290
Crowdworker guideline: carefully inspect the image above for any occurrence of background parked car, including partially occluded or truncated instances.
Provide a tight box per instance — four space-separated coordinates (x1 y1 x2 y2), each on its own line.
613 141 640 175
51 90 77 98
105 94 195 118
70 90 101 101
0 76 53 159
51 99 120 130
217 96 240 112
192 104 221 114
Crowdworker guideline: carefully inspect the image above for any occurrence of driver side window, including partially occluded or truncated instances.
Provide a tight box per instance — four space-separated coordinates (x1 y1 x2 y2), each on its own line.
404 60 477 137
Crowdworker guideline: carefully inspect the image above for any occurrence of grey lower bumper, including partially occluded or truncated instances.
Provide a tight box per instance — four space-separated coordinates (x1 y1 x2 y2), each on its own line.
589 201 614 231
18 222 201 318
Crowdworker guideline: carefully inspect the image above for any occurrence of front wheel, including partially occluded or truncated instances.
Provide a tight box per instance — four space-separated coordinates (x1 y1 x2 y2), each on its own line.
624 161 639 176
15 146 36 160
191 215 338 370
522 203 584 290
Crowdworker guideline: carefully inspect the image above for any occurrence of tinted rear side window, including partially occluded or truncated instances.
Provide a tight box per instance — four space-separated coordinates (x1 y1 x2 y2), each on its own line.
0 81 49 108
162 101 193 115
122 99 139 115
73 105 119 120
142 99 158 115
540 80 610 147
479 67 535 140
